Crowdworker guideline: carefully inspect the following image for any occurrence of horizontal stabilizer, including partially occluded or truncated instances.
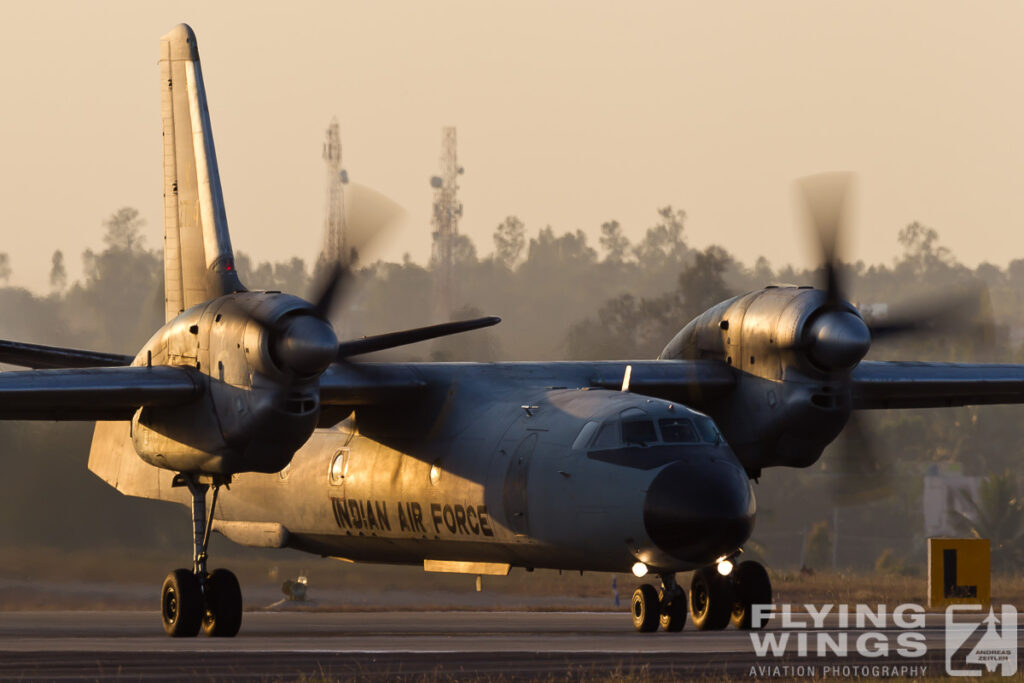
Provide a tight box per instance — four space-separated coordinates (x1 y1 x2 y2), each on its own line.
0 338 132 369
0 366 202 420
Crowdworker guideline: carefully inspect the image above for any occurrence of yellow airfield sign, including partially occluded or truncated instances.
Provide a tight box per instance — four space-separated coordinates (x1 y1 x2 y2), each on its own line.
927 538 990 608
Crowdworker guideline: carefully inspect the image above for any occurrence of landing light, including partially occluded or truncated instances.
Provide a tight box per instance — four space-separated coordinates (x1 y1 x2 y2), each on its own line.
716 559 734 576
631 562 648 578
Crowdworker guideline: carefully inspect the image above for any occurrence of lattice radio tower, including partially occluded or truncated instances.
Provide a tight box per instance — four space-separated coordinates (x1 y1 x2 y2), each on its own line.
430 126 463 320
321 117 349 265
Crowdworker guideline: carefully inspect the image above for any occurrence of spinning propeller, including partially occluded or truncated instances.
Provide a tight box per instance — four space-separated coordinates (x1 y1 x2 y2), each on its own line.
248 186 499 383
795 173 985 503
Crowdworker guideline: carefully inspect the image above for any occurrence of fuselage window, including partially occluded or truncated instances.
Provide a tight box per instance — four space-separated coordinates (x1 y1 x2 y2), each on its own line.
622 419 656 446
590 422 619 449
659 418 699 443
694 416 722 444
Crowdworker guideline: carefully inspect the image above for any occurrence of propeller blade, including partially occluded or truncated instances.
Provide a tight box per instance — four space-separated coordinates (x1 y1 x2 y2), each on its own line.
823 412 893 506
310 260 348 320
867 284 992 343
798 172 854 308
342 183 407 264
337 316 501 359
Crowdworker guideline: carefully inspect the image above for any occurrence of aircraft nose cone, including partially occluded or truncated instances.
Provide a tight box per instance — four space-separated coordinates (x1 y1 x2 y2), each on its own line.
643 458 755 565
275 315 339 376
808 310 871 370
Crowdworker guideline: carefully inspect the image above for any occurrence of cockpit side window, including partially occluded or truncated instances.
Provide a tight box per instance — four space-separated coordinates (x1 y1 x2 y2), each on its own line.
694 416 722 444
659 418 699 443
622 419 656 446
590 422 619 449
572 421 601 449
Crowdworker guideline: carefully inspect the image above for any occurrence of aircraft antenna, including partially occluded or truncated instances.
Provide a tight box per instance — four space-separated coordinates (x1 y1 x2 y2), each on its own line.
430 126 463 321
321 118 348 266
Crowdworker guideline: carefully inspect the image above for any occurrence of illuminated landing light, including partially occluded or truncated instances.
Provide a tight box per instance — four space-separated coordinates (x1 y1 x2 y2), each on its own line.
631 562 648 578
716 558 734 576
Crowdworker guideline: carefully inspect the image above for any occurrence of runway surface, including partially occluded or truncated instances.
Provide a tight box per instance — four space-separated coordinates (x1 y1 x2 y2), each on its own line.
0 610 1015 680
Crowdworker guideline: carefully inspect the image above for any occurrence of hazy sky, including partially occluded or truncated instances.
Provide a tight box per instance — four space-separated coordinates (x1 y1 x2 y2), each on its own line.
2 1 1022 292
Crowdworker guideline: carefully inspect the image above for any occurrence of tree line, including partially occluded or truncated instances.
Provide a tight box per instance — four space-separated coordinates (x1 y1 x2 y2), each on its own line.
0 205 1020 571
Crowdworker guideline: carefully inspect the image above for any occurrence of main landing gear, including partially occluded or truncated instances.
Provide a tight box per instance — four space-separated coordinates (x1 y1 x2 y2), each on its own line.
160 474 243 638
631 560 771 633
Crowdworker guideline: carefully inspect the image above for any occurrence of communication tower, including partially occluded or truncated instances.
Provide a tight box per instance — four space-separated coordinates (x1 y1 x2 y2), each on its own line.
430 126 463 320
321 118 349 265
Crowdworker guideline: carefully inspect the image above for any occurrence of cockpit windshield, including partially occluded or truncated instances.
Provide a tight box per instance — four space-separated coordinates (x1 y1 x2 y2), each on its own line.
587 413 723 449
658 418 699 443
622 419 657 446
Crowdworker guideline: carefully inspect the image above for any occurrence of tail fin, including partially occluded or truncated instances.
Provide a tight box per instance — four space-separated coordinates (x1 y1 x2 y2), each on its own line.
159 24 244 321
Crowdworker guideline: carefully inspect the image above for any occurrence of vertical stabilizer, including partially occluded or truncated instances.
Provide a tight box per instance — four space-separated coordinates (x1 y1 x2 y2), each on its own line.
160 24 244 321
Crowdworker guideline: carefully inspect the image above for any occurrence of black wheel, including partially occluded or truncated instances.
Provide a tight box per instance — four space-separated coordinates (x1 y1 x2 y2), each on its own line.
659 588 687 632
202 568 243 637
631 584 660 633
689 566 734 630
730 560 772 630
161 569 201 637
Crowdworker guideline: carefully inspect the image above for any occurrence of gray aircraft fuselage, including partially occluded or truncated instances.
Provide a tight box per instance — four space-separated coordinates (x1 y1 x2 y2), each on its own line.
205 364 754 575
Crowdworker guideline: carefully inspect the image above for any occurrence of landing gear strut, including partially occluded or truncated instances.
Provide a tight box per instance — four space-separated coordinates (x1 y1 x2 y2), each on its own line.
160 474 242 637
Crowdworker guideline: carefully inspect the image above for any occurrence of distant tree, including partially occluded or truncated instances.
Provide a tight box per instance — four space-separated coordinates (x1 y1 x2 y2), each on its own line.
0 254 11 284
102 207 145 251
633 206 688 266
950 470 1024 572
273 257 309 298
451 234 477 267
599 220 630 263
678 246 733 318
49 250 66 291
493 216 525 269
752 256 774 284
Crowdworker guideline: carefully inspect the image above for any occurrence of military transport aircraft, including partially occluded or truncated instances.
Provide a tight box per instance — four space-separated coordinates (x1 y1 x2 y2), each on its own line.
2 24 1023 638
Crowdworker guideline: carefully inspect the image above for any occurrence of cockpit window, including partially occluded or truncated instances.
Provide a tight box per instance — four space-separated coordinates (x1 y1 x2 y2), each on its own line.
694 416 722 444
658 418 699 443
572 421 600 450
622 419 656 446
590 422 619 449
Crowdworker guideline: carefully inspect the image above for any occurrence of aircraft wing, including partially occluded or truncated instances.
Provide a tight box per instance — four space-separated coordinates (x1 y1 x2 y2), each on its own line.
0 366 202 420
852 360 1024 409
318 359 737 408
586 360 737 404
319 363 428 405
0 338 132 369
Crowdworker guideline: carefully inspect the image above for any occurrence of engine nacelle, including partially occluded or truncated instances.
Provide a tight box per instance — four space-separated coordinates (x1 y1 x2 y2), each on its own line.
130 292 326 475
660 286 867 475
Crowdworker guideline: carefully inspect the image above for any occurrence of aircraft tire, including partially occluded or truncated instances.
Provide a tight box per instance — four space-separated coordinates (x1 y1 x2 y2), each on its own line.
729 560 772 630
689 566 733 630
658 588 687 632
631 584 660 633
161 569 202 637
202 568 243 637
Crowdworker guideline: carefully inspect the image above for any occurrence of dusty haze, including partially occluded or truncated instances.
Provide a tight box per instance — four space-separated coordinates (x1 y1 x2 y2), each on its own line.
1 1 1022 292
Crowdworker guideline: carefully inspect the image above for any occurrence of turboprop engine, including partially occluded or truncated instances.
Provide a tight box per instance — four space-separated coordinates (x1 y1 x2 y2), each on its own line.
131 292 338 475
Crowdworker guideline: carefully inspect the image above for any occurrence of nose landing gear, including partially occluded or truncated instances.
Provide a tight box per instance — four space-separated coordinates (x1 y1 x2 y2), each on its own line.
630 559 771 634
159 474 243 638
